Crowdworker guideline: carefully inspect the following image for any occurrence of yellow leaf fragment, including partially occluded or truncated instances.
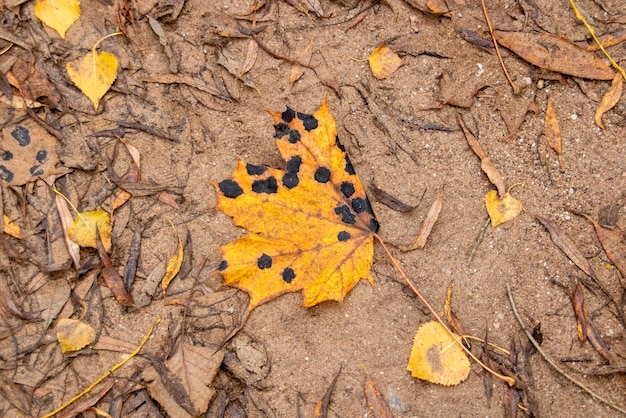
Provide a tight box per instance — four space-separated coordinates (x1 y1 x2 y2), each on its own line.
66 50 118 109
545 97 562 155
485 190 523 227
407 321 470 386
368 45 403 79
68 209 112 252
56 318 96 353
3 214 23 239
34 0 80 39
161 230 184 296
595 73 623 130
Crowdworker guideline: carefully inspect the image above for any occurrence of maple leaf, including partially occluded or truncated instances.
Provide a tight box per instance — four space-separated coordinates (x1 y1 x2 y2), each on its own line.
215 97 379 309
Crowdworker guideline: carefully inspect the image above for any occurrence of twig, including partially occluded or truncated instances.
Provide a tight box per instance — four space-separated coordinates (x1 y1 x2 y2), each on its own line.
467 217 490 267
481 0 518 94
506 284 626 415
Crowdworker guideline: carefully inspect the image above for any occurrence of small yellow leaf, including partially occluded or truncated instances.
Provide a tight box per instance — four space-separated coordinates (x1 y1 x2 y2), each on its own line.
485 190 523 227
368 45 403 79
3 214 23 239
56 318 96 353
34 0 80 39
66 50 118 109
595 73 623 130
407 321 470 386
161 230 184 296
68 209 112 251
545 97 562 155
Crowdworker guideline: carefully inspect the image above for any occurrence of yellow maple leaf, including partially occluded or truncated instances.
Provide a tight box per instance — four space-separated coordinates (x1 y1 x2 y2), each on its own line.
56 318 96 353
66 34 120 109
68 209 112 252
485 189 523 227
215 97 379 310
34 0 80 39
368 45 403 79
407 321 471 386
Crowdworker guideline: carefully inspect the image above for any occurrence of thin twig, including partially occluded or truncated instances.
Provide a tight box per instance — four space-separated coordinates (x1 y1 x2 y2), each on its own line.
481 0 518 94
506 284 626 415
467 217 490 267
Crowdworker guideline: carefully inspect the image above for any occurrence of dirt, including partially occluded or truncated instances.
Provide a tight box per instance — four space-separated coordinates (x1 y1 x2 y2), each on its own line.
1 0 626 416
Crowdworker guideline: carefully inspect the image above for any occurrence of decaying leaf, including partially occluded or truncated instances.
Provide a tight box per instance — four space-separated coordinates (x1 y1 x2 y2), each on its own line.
217 39 258 90
3 214 22 238
34 0 80 38
68 209 112 252
485 190 522 227
67 47 118 109
494 31 615 80
161 227 184 296
96 227 134 307
285 0 324 17
407 321 471 386
56 318 96 353
363 370 394 418
215 97 379 309
369 184 417 212
545 97 562 157
583 214 626 278
369 45 403 79
313 366 341 418
401 190 443 251
55 193 81 268
595 73 623 130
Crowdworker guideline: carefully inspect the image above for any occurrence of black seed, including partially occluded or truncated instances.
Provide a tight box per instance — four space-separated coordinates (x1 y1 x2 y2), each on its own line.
297 113 318 131
3 151 13 161
218 260 228 271
30 165 43 176
340 181 355 198
282 107 296 122
281 267 296 283
0 166 14 182
219 179 244 198
257 254 272 269
335 136 346 152
36 150 47 164
11 126 30 147
286 156 302 173
274 123 290 138
369 218 380 233
282 172 299 189
246 163 267 175
252 176 278 194
288 129 301 143
337 231 351 241
335 204 356 225
344 155 356 175
352 197 375 215
314 166 331 183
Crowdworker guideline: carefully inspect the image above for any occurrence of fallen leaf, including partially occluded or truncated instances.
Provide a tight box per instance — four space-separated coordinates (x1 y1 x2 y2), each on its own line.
583 214 626 278
407 321 471 386
369 184 417 212
96 226 134 307
3 214 22 238
56 318 96 353
595 72 623 130
313 366 341 418
545 97 562 157
214 96 379 309
485 190 523 227
444 283 467 337
162 227 184 296
10 58 63 109
290 41 313 87
401 189 443 251
57 380 113 418
68 209 112 252
142 73 233 102
34 0 80 38
67 47 118 109
494 31 615 80
363 370 394 418
55 194 80 268
369 44 403 79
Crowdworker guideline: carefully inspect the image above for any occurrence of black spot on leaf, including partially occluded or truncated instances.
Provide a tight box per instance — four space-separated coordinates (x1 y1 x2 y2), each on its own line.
337 231 351 241
281 267 296 283
282 172 299 189
288 129 301 143
286 156 302 173
257 254 272 269
246 163 267 175
282 107 296 122
334 204 356 225
11 126 30 147
352 197 375 215
36 150 47 164
369 218 380 233
335 136 346 152
3 151 13 161
340 181 355 198
218 260 228 271
0 166 14 182
30 165 43 176
297 112 318 131
219 180 244 198
344 155 356 175
274 123 290 138
252 176 278 194
314 166 331 183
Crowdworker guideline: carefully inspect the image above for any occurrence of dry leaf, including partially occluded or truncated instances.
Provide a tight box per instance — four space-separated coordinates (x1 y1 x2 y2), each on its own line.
494 31 615 80
161 228 184 296
407 321 471 386
96 227 134 307
34 0 80 38
67 49 118 109
595 73 623 130
368 45 403 79
55 194 80 268
290 41 313 87
485 190 523 227
401 190 443 251
369 184 417 212
56 318 96 353
68 209 112 252
584 214 626 278
3 214 22 239
285 0 324 17
313 367 341 418
545 97 562 156
364 371 394 418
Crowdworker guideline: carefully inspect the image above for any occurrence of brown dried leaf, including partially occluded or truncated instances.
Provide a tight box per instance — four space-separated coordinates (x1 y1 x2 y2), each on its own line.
290 41 313 87
142 73 233 101
369 184 416 212
313 366 341 418
364 371 394 418
55 194 80 268
584 215 626 278
96 227 134 307
444 283 467 336
401 190 443 251
57 380 113 418
494 31 615 80
0 374 31 414
545 97 562 155
285 0 324 17
595 73 623 130
162 227 184 296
